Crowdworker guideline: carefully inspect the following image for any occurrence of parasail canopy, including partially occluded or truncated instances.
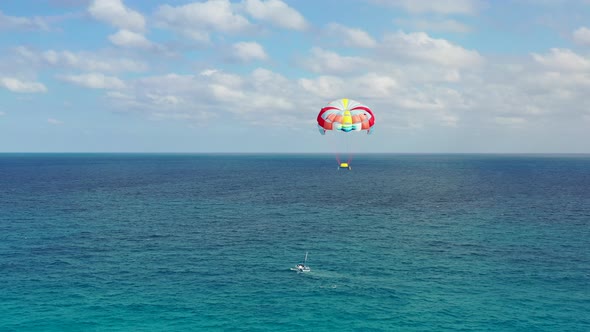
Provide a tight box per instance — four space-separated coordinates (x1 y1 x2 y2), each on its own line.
317 98 375 135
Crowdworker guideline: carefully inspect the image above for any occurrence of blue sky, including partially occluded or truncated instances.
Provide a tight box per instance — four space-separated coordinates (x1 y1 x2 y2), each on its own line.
1 0 590 153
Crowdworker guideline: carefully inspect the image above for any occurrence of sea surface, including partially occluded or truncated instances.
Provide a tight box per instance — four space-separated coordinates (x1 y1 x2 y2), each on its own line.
1 153 589 331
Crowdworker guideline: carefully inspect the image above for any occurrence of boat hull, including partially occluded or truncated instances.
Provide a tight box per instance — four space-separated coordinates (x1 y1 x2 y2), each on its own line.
290 266 311 273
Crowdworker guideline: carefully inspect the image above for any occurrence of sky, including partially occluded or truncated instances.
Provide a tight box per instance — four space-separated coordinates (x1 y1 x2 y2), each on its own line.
1 0 590 153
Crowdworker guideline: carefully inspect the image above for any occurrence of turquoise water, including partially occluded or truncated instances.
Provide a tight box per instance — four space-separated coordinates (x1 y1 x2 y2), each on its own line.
1 154 589 331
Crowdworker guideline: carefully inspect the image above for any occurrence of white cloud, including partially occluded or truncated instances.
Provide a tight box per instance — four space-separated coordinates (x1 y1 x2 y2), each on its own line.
88 0 145 32
529 71 590 89
145 93 183 106
108 29 159 50
47 118 64 125
514 0 586 6
79 30 580 140
381 31 484 67
325 23 377 48
243 0 307 30
0 111 5 116
461 55 590 130
532 48 590 71
297 46 464 84
107 73 203 112
4 1 590 153
200 69 219 77
495 116 526 126
105 91 130 99
0 77 47 93
298 76 346 99
59 73 126 89
97 45 590 139
105 73 217 122
371 0 485 15
300 48 372 74
16 47 147 73
354 73 399 98
208 70 244 88
395 18 471 33
104 68 300 122
298 72 398 99
155 0 252 42
48 0 92 7
43 50 147 72
573 27 590 46
0 10 50 31
210 83 246 100
233 41 268 61
295 72 465 130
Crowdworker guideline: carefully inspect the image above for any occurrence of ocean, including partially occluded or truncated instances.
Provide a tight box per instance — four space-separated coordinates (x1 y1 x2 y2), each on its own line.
1 154 589 331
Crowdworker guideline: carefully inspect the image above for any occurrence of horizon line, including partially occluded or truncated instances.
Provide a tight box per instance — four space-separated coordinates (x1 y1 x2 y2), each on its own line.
1 152 590 155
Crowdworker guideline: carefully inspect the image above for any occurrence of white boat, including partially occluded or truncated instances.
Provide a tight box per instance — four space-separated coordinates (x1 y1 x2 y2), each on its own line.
291 252 311 273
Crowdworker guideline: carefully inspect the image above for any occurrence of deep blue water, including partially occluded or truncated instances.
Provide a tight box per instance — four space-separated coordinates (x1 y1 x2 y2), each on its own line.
1 154 589 331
